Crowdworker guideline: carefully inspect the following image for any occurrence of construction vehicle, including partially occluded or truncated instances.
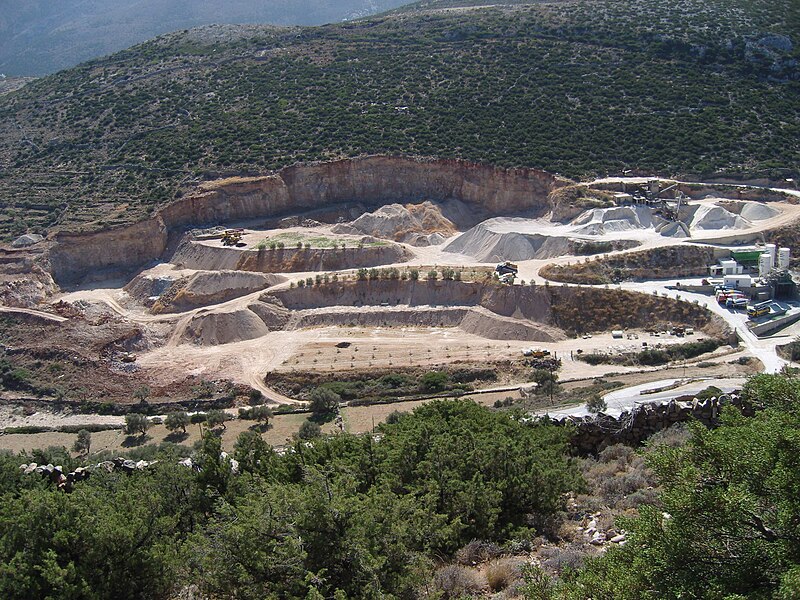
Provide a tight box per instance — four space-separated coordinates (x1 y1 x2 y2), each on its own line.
726 297 748 310
748 300 772 319
221 229 244 246
499 272 516 285
523 348 550 359
495 261 519 276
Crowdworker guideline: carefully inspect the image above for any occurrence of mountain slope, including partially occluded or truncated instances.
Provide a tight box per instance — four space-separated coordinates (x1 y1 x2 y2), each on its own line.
0 0 410 76
0 0 797 239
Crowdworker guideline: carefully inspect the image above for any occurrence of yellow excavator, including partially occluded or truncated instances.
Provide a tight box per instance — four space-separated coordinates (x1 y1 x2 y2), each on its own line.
221 229 244 246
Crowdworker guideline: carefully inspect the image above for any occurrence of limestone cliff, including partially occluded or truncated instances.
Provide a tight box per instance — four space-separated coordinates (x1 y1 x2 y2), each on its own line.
48 156 566 284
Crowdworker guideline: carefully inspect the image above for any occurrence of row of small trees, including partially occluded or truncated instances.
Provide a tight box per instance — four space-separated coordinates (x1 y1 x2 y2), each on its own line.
257 239 365 251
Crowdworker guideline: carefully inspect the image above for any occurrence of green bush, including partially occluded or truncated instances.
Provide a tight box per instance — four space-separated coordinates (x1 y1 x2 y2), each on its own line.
419 371 449 393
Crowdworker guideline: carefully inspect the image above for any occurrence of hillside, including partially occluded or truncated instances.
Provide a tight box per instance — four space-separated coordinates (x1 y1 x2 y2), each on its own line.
0 0 798 239
0 0 409 77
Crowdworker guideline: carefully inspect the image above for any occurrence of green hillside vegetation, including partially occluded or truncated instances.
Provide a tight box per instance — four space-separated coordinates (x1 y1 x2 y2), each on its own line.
0 401 582 598
551 373 800 599
2 376 800 597
0 0 798 239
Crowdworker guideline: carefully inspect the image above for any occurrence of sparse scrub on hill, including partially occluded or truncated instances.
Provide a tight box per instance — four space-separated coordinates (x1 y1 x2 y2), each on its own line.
546 287 717 336
0 0 798 238
541 246 718 284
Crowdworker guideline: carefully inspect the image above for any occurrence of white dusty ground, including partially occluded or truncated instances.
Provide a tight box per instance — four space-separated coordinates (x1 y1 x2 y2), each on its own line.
46 179 800 417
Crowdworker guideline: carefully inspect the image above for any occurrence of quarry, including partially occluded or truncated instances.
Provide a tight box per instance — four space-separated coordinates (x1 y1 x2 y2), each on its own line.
1 156 799 450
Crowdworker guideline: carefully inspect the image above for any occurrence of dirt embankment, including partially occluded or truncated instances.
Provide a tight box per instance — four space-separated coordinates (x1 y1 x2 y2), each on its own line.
48 156 566 284
171 239 412 273
548 185 616 222
546 286 726 336
540 245 724 284
124 270 285 313
268 279 722 337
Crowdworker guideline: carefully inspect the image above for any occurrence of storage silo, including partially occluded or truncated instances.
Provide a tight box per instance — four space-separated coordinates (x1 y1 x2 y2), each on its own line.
778 247 791 269
759 253 773 277
765 243 777 267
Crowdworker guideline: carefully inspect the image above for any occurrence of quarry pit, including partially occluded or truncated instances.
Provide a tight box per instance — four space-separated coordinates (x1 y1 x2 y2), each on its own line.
1 156 799 445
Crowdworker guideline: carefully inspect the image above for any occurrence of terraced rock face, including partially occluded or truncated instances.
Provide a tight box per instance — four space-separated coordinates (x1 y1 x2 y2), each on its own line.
174 279 725 347
47 156 562 284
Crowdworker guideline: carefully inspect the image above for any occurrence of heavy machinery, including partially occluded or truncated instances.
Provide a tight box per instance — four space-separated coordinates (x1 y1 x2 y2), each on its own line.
221 229 244 246
748 300 772 319
495 261 518 276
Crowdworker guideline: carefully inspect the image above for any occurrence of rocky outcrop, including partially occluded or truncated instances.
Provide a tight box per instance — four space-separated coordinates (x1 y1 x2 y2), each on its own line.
552 393 753 454
48 156 565 284
49 218 168 284
0 247 58 307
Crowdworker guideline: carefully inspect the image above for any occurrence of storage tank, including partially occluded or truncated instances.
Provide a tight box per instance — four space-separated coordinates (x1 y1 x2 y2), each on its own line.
778 247 791 269
765 243 777 267
759 253 773 277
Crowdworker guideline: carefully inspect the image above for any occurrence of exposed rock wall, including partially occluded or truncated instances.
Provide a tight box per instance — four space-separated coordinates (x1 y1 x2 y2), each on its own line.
48 156 564 284
49 218 168 284
0 247 58 307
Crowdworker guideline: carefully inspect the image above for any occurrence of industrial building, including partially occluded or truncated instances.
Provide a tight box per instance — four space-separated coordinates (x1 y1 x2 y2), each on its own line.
707 243 794 298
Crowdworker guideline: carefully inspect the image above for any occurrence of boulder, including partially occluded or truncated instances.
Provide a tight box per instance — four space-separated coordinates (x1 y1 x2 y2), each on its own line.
11 233 44 248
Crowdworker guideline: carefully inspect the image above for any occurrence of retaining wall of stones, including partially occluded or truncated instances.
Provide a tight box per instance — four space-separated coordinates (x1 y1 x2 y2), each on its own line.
552 393 753 454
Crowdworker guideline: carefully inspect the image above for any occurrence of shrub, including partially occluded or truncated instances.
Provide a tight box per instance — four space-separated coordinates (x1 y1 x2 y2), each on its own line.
420 370 449 392
384 410 406 425
486 559 522 592
586 395 608 415
72 429 92 455
433 565 486 598
298 420 321 439
206 409 229 429
540 544 587 575
192 380 215 399
238 405 273 423
247 389 264 405
456 539 503 565
308 387 341 416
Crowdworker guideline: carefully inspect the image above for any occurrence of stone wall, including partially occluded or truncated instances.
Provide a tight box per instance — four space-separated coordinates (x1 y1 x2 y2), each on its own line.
552 393 754 454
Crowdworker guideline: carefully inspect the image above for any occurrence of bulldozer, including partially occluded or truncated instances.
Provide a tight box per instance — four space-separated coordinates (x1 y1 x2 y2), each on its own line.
221 229 244 246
